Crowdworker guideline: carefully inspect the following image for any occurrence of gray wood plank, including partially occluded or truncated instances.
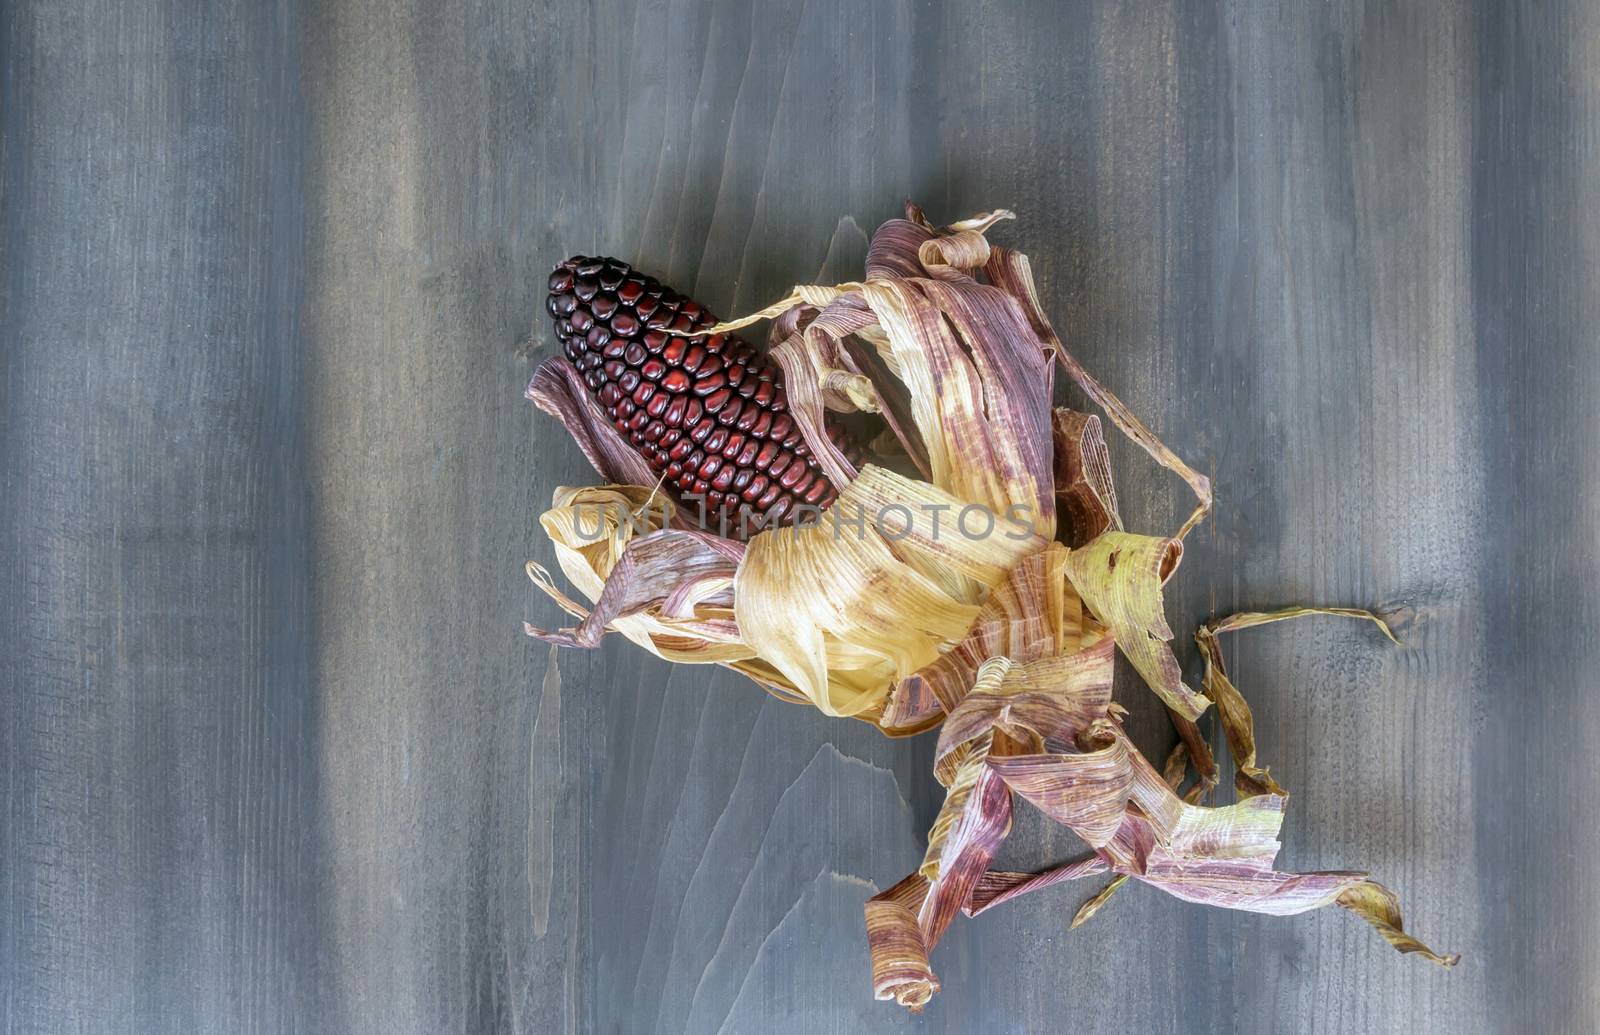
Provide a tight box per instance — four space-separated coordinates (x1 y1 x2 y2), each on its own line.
1 1 320 1033
5 0 1597 1032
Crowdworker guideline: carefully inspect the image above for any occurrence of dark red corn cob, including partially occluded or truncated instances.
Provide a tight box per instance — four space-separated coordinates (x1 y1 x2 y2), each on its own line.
547 255 861 535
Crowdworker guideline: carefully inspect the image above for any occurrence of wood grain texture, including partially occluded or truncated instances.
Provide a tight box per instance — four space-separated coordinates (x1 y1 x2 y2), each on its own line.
4 1 1596 1032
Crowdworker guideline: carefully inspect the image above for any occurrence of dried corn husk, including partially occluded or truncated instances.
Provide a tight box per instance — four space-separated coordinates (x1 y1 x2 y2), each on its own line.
525 203 1455 1009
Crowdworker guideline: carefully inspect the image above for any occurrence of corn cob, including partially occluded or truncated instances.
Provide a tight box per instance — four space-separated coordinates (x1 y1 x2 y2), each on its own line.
547 256 860 533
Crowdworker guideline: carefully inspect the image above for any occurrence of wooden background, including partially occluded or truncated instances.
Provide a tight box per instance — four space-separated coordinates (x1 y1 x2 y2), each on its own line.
4 1 1596 1032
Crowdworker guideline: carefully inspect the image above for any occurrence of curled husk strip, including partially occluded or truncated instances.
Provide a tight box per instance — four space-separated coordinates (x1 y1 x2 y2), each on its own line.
525 204 1456 1010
